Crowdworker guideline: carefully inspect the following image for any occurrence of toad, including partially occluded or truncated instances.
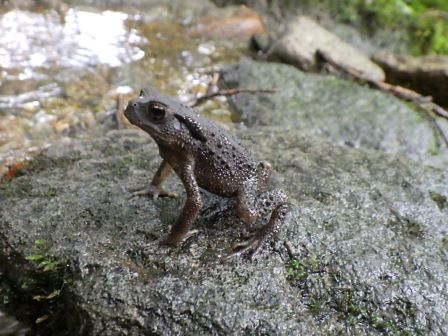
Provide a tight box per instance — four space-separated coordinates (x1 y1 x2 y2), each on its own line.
124 87 288 258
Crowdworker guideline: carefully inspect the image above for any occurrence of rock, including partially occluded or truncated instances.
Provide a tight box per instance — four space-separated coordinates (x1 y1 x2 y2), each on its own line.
267 16 385 82
0 310 29 336
188 7 264 38
0 127 447 335
249 32 270 53
373 52 448 106
219 59 448 168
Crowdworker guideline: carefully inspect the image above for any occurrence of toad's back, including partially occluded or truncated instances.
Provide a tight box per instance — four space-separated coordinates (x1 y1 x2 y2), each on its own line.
191 119 258 197
157 106 258 197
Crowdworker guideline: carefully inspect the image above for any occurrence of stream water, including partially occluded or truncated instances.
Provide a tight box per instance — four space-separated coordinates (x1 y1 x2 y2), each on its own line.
0 7 147 178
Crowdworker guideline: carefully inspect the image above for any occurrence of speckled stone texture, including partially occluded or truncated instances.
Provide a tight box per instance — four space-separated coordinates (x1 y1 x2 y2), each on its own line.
1 60 448 335
220 59 448 168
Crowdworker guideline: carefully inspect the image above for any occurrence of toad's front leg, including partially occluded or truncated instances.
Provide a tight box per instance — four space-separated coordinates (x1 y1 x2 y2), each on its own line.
131 159 177 199
159 161 202 246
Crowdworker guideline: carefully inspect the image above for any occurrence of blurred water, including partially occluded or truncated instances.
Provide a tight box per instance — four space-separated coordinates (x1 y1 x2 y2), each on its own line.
0 7 148 178
0 9 145 70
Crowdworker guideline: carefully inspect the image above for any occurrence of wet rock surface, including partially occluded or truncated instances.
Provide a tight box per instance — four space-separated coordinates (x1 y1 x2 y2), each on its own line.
220 59 448 168
1 120 447 334
266 16 385 82
1 2 448 334
0 311 29 336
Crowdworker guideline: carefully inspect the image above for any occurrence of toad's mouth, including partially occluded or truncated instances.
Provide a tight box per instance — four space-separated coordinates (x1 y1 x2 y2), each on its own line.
124 103 170 143
124 104 138 125
139 124 166 141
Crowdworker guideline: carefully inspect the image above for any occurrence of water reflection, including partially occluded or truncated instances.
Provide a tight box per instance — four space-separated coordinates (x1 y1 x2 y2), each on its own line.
0 8 147 177
0 9 145 70
0 83 62 109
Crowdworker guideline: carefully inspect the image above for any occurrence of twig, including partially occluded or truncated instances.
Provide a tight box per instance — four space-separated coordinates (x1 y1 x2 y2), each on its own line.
316 49 448 147
427 113 448 149
188 88 277 107
432 105 448 119
422 9 448 20
283 241 295 260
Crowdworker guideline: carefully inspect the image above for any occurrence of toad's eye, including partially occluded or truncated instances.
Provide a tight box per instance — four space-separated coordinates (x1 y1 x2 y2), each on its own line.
147 102 167 122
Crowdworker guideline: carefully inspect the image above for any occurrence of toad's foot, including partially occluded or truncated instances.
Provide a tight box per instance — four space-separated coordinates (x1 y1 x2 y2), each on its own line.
229 233 266 260
229 202 289 260
129 184 177 200
143 229 199 249
159 229 199 246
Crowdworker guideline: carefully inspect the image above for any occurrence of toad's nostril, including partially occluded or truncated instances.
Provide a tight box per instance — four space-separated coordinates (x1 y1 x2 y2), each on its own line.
133 103 138 107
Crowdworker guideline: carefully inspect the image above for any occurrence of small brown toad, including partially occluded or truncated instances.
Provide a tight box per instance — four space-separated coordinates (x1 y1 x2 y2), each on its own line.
124 87 288 259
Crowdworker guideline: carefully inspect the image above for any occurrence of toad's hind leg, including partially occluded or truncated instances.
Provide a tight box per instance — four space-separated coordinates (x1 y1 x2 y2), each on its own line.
232 188 288 259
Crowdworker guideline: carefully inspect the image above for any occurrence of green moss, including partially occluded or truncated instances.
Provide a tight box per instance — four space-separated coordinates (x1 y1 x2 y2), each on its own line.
103 146 117 156
287 255 323 282
0 181 57 199
26 240 62 272
111 155 150 178
25 154 78 173
286 253 423 334
0 183 18 198
0 238 72 331
442 236 448 248
287 258 309 281
39 189 57 199
427 135 440 156
0 179 32 198
1 288 11 305
387 209 425 239
22 240 69 327
308 298 324 316
410 14 448 54
413 107 427 123
330 0 448 55
429 190 447 209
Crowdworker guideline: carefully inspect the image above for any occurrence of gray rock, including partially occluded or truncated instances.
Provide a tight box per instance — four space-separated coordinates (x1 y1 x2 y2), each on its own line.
219 58 448 168
267 16 385 82
0 310 29 336
0 126 447 335
373 52 448 106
